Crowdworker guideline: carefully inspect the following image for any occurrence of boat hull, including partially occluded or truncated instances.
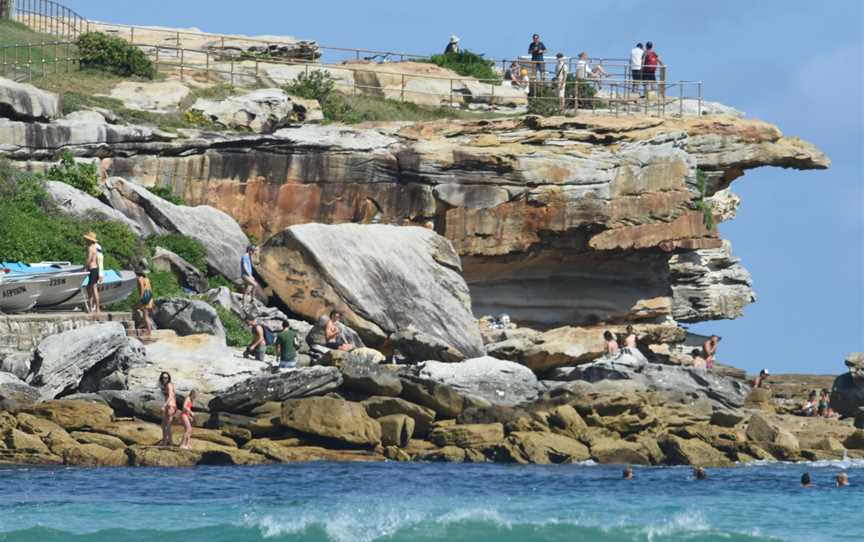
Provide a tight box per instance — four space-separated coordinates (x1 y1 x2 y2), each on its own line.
52 271 138 310
0 278 46 313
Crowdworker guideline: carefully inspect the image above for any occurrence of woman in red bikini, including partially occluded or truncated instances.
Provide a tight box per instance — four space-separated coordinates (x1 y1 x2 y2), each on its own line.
178 389 197 450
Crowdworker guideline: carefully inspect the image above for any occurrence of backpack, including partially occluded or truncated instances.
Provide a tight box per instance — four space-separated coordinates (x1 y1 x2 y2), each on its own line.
644 51 658 68
261 325 276 345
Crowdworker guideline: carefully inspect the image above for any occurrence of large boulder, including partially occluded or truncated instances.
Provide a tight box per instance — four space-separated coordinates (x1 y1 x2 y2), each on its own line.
501 431 591 464
77 338 146 394
259 224 483 359
429 423 504 450
830 352 864 418
103 177 249 281
191 88 322 132
658 434 733 467
44 181 142 234
108 80 190 113
23 400 115 432
416 356 543 407
1 352 31 380
128 333 260 394
745 413 800 457
27 323 128 400
280 396 381 447
339 358 402 397
567 358 749 409
152 298 225 337
0 372 40 411
0 77 60 121
209 367 342 414
361 396 436 438
152 247 209 293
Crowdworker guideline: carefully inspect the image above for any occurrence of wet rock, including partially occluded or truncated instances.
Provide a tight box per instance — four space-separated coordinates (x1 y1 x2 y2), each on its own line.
428 423 504 450
589 437 652 465
28 323 128 400
415 445 468 463
830 353 864 418
658 434 733 467
279 396 381 447
209 367 342 414
153 298 225 337
70 431 127 451
416 356 542 407
127 445 202 467
361 396 436 438
259 224 483 359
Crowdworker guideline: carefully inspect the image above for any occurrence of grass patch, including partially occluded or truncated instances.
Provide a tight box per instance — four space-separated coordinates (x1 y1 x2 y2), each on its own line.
215 305 252 347
324 93 502 124
427 50 501 84
146 186 185 206
146 234 207 271
0 19 79 80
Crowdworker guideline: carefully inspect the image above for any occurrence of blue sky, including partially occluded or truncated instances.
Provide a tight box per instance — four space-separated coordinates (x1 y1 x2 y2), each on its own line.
65 0 863 375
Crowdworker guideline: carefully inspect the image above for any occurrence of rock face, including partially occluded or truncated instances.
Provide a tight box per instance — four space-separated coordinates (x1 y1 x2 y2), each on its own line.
151 247 209 293
27 323 129 400
191 88 322 132
416 357 542 407
259 224 483 358
568 357 749 409
0 372 40 410
87 115 828 330
209 367 342 413
103 177 249 281
0 77 60 121
830 352 864 418
44 180 142 234
280 396 381 447
152 298 225 337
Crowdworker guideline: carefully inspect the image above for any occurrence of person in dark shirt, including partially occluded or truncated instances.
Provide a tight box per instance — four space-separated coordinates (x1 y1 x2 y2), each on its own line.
275 319 297 369
528 33 547 81
444 35 460 55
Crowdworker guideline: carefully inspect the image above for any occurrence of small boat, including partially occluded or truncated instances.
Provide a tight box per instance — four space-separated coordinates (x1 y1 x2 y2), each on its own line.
51 270 138 310
0 273 47 313
2 262 90 308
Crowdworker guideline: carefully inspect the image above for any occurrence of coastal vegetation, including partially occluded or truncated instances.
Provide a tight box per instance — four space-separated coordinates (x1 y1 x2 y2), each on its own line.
76 31 156 79
427 50 501 84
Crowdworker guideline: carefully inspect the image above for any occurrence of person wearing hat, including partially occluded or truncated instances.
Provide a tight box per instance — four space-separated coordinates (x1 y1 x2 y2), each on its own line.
752 369 770 389
135 268 154 337
554 53 568 110
444 35 460 55
84 231 101 313
241 244 259 309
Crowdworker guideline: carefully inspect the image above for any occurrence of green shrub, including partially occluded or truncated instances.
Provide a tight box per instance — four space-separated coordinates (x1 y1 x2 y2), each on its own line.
147 186 185 206
428 50 500 84
146 234 208 271
43 150 99 197
694 170 715 230
283 70 335 102
215 305 252 347
76 32 155 79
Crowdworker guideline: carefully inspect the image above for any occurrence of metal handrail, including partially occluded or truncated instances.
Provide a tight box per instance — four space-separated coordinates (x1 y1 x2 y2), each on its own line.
11 0 89 41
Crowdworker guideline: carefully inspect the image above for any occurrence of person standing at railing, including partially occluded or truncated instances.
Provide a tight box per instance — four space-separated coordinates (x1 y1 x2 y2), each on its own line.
641 41 664 97
444 35 460 55
554 53 568 110
528 34 547 82
629 43 644 95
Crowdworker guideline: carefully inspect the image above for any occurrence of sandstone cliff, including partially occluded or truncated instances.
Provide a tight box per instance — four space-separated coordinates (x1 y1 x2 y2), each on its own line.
83 115 827 328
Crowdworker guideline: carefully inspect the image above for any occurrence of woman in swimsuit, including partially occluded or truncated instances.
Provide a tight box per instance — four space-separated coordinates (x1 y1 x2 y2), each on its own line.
178 390 197 450
603 330 619 358
159 371 177 446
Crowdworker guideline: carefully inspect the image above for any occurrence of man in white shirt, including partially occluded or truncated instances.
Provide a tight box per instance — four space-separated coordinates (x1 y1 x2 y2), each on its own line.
555 53 568 110
630 43 644 94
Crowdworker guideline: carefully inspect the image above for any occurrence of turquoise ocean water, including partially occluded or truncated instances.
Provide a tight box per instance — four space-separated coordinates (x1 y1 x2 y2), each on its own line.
0 460 861 542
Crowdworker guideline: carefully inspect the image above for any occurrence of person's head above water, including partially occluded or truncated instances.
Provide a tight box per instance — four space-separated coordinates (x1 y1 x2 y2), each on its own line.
693 467 707 480
801 473 813 487
836 472 849 487
623 466 633 480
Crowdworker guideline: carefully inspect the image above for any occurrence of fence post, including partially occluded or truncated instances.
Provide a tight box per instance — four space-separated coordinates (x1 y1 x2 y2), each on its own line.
155 45 159 74
400 74 405 102
490 80 494 105
176 31 180 50
179 47 184 81
449 78 453 107
130 26 134 44
230 58 234 86
679 82 683 117
205 50 210 81
27 44 31 81
53 41 57 74
698 82 703 116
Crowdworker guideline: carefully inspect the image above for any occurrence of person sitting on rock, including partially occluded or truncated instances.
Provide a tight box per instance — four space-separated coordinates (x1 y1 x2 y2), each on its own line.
752 369 770 389
799 391 818 417
244 318 268 361
604 330 620 358
817 389 835 417
702 335 720 370
325 311 355 352
691 349 707 370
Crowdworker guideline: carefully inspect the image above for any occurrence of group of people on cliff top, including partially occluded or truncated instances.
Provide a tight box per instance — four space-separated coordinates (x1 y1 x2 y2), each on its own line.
444 33 663 109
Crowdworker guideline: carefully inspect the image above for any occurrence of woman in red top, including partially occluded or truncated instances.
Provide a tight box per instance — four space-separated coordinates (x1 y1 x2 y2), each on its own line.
178 390 197 450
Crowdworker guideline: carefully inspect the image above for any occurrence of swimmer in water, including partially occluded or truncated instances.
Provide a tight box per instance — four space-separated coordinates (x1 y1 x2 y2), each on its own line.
693 466 707 480
800 473 814 488
623 466 633 480
835 472 849 487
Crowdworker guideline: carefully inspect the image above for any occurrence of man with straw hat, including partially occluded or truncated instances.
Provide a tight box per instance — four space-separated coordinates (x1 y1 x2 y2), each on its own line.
84 231 101 313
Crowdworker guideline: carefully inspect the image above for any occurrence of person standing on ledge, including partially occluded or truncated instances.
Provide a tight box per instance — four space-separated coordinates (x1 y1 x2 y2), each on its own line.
244 317 268 362
703 335 720 370
177 390 197 450
241 244 259 309
528 33 547 82
554 53 568 110
752 369 770 389
629 42 644 94
641 41 663 96
444 35 460 54
84 231 101 313
158 371 176 446
135 269 154 338
275 319 298 369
